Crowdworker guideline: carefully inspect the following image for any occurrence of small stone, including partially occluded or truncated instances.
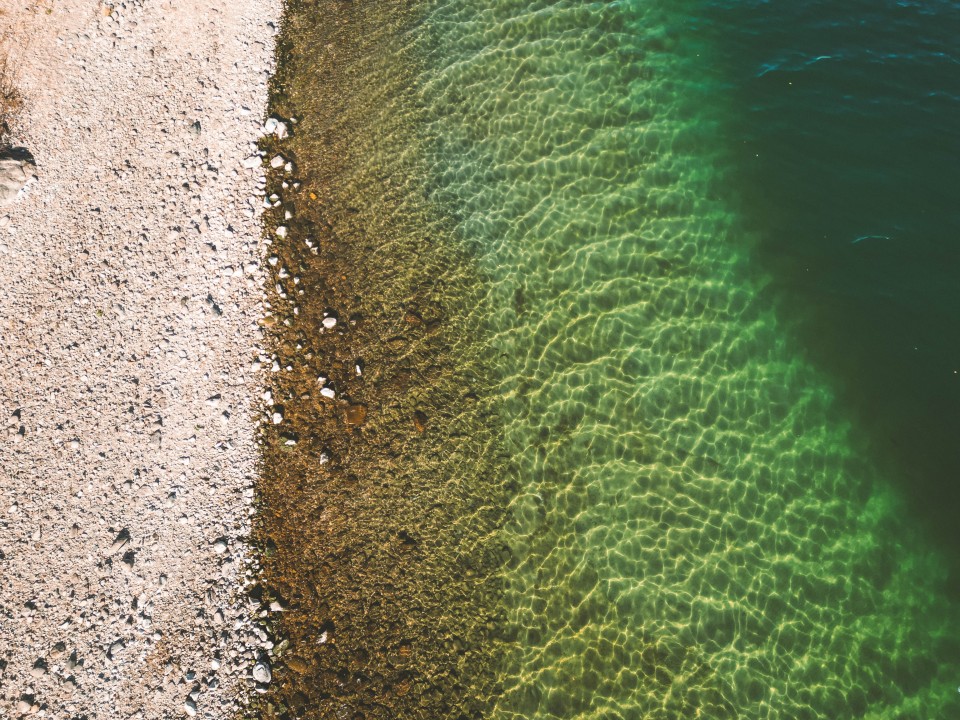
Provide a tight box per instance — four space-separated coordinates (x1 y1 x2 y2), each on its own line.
275 226 287 238
345 404 368 427
271 411 283 425
321 316 337 329
270 155 284 169
212 538 228 554
263 117 278 134
0 153 36 206
252 661 272 684
184 698 197 716
413 411 428 433
320 387 335 399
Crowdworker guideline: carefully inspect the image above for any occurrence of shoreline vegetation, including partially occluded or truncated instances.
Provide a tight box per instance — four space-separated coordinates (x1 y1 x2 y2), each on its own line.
253 1 511 718
0 43 21 148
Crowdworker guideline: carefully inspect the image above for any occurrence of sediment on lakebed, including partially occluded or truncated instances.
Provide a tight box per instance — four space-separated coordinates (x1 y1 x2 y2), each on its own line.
251 1 513 718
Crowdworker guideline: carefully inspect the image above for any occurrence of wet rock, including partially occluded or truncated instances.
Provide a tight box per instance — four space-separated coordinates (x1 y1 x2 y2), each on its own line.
264 117 288 139
285 656 309 674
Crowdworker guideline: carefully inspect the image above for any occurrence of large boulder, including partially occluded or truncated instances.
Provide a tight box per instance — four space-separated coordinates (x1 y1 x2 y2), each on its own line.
0 151 35 205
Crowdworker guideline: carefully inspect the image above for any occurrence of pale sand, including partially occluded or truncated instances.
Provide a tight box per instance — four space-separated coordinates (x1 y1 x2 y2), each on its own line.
0 1 279 716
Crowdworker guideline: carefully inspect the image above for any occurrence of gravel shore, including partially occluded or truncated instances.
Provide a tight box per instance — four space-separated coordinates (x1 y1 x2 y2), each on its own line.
0 1 279 717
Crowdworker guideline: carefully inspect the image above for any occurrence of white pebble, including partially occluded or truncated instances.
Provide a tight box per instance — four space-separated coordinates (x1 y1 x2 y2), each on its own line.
252 661 272 684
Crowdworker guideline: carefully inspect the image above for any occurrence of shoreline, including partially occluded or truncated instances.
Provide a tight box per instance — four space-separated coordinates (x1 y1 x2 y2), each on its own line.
0 1 279 717
252 1 511 716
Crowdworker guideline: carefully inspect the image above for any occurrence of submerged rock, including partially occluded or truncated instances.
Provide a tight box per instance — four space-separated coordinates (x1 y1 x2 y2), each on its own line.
412 411 428 434
345 404 367 426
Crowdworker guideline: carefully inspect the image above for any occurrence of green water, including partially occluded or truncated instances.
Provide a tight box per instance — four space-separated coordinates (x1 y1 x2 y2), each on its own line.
259 0 960 717
414 0 960 717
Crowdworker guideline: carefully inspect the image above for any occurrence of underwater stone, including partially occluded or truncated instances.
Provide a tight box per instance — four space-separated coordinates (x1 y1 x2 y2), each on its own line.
344 404 367 426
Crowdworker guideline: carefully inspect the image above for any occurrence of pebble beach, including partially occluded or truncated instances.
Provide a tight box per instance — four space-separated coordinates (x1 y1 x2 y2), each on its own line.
0 1 280 716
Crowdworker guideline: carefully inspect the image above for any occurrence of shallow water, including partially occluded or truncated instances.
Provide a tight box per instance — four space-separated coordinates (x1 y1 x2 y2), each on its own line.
257 0 960 717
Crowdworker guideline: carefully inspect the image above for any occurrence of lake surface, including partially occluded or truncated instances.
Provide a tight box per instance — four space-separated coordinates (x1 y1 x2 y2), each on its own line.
258 1 960 717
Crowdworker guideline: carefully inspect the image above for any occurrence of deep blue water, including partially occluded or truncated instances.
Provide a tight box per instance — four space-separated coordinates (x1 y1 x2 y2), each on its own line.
695 0 960 564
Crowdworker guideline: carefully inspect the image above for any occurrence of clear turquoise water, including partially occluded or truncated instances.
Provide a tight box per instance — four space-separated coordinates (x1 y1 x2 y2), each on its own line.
414 0 960 717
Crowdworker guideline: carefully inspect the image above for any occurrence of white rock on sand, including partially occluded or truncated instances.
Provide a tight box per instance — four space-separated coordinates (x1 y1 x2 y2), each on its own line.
0 1 279 718
0 155 35 205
